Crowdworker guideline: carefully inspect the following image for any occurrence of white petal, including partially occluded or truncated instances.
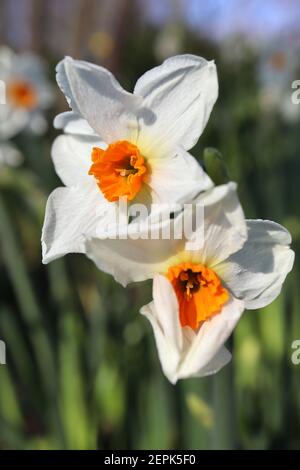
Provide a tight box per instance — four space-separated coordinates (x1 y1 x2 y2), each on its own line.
0 46 15 77
35 82 55 109
42 186 116 264
13 53 47 85
218 220 295 309
54 111 96 135
148 147 213 204
0 105 29 139
140 276 184 385
56 56 142 142
27 112 48 135
51 134 105 187
193 346 232 377
134 54 218 156
153 274 231 381
178 296 244 379
11 52 54 110
0 142 23 167
152 274 183 351
187 182 247 265
141 302 181 384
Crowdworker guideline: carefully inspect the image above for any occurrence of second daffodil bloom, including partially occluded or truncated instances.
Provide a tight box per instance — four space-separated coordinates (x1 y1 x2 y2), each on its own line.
84 183 294 383
42 54 217 263
0 46 54 138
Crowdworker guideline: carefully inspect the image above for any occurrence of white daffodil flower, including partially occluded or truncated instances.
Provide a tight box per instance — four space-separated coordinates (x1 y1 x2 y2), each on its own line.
85 183 294 383
0 46 54 139
42 54 217 263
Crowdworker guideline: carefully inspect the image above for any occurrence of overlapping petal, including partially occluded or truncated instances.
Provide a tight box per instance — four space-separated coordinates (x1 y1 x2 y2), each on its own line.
84 183 246 286
85 226 185 287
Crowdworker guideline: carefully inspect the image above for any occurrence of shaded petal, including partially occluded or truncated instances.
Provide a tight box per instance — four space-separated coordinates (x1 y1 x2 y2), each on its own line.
134 54 218 156
56 56 142 142
54 111 96 136
178 296 244 379
148 147 213 204
186 182 247 265
217 220 295 309
193 346 232 377
42 186 116 264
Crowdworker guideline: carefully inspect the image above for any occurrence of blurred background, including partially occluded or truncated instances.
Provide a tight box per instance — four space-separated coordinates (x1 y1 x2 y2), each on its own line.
0 0 299 450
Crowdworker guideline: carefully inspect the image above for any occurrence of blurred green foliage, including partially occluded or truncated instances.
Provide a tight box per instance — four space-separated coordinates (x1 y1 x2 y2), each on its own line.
0 26 300 450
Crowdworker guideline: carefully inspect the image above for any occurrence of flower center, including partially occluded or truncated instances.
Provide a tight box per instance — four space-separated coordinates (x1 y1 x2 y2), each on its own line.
7 80 38 109
166 262 229 330
89 140 147 202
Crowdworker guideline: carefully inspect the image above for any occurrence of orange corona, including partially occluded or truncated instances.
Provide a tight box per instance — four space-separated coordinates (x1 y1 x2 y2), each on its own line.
89 140 147 202
167 262 229 330
7 80 38 109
